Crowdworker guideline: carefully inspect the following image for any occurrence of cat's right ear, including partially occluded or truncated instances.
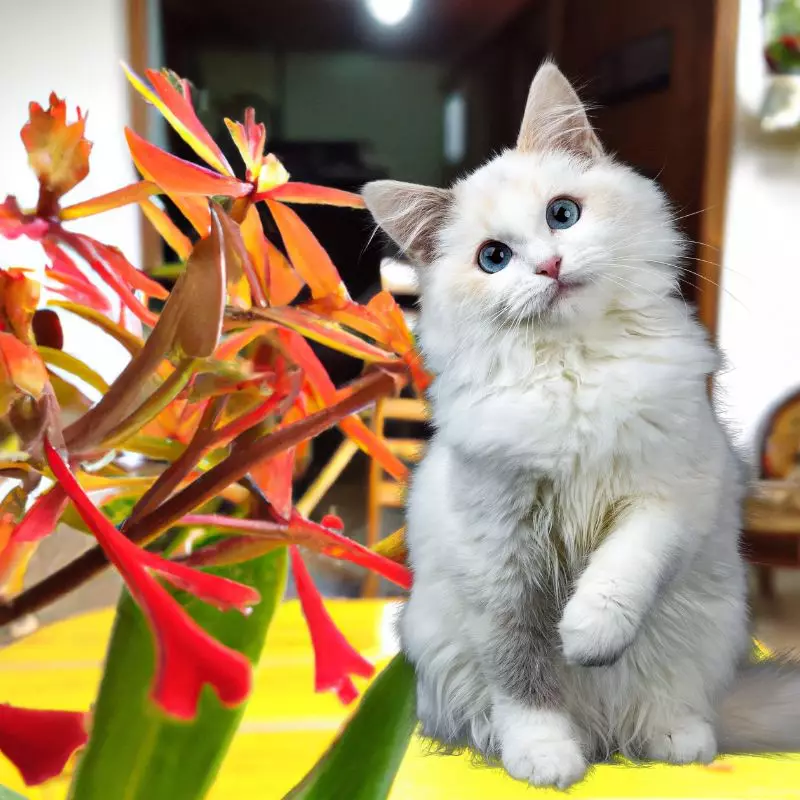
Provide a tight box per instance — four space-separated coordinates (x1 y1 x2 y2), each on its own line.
517 61 603 159
362 180 452 266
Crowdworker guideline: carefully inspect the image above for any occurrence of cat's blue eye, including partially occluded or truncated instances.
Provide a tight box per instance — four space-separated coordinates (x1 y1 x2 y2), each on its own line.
546 197 581 230
477 241 513 274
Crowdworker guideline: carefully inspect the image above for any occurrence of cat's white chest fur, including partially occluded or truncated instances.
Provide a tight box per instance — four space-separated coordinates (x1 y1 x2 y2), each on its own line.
431 322 713 484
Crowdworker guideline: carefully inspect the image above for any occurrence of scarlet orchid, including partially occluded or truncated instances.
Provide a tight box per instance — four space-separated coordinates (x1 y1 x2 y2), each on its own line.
122 64 364 304
0 94 165 325
0 331 48 417
0 268 40 343
45 440 259 720
0 65 430 794
290 546 375 705
0 704 88 786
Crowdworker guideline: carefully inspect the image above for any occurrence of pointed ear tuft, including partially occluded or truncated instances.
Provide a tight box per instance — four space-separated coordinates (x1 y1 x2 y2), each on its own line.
517 61 603 159
362 180 452 265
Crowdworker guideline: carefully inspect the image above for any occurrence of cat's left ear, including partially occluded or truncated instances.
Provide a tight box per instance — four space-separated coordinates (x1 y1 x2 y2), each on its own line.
362 180 452 266
517 61 603 159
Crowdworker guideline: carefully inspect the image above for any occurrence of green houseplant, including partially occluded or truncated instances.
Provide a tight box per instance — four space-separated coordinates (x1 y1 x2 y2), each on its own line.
0 65 420 798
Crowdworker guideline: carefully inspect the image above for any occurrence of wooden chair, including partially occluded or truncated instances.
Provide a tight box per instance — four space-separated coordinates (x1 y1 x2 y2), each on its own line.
362 396 428 597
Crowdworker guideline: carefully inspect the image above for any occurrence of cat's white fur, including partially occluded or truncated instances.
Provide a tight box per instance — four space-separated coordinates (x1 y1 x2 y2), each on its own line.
363 63 800 788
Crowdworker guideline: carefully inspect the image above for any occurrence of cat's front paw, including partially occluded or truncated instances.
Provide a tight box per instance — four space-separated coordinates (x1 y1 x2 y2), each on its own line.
559 582 640 666
501 734 587 789
496 708 587 789
644 716 717 764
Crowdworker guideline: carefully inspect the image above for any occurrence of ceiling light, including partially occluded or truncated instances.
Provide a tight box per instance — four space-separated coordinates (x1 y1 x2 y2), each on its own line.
366 0 413 26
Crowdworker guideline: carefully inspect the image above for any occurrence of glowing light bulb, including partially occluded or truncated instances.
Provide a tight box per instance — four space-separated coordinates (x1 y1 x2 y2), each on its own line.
366 0 413 26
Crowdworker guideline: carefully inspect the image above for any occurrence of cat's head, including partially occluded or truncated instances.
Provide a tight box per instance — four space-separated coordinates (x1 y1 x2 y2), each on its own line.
363 62 683 342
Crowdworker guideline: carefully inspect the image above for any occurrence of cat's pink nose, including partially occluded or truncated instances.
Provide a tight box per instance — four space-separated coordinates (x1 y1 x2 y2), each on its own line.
536 256 562 280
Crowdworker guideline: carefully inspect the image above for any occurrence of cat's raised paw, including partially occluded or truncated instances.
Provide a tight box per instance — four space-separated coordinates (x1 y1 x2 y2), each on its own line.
501 734 587 789
644 716 717 764
558 584 639 666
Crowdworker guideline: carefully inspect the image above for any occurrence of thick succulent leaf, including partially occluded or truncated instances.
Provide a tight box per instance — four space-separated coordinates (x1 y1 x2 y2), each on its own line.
57 231 157 325
47 301 143 356
0 334 48 417
139 198 192 260
60 181 159 220
262 183 365 208
246 306 397 364
43 245 111 313
93 241 169 299
69 547 287 800
214 323 273 361
265 199 346 299
213 204 264 307
285 654 416 800
240 205 303 306
63 210 225 450
279 331 408 482
101 357 197 448
39 346 109 395
0 269 40 344
126 129 250 198
122 63 233 176
173 205 227 358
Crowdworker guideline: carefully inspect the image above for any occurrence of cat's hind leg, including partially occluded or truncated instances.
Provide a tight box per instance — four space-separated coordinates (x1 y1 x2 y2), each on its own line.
400 578 493 754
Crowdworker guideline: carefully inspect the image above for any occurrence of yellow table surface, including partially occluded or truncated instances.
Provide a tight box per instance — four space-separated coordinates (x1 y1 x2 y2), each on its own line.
0 600 799 799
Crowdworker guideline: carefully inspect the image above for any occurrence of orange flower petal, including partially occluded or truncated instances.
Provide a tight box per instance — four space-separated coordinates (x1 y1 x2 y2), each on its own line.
60 181 159 220
43 243 111 313
277 330 408 482
265 199 346 300
256 306 397 363
0 333 48 411
139 199 192 261
20 93 91 201
255 154 290 194
125 128 251 198
225 109 266 178
240 205 303 306
0 268 41 343
122 63 233 176
261 183 365 208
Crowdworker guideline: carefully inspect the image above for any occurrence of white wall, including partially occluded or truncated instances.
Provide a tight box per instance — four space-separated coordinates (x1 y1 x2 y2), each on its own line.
716 0 800 456
0 0 141 382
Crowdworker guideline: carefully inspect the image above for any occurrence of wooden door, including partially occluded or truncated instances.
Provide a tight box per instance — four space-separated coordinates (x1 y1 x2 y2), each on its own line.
554 0 738 333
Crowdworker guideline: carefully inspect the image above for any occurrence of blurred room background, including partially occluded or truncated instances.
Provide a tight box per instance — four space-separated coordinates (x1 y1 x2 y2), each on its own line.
2 0 800 639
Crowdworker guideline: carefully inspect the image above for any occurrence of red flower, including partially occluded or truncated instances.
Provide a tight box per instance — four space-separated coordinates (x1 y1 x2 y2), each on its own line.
0 95 166 325
290 546 375 704
45 440 260 720
11 485 69 543
0 704 87 785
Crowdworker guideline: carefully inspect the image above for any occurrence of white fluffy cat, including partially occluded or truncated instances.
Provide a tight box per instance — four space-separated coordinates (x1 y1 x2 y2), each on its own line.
363 62 800 788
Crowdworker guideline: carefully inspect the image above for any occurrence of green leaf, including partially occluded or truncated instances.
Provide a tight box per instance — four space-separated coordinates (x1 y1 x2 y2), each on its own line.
285 654 417 800
69 546 288 800
0 786 28 800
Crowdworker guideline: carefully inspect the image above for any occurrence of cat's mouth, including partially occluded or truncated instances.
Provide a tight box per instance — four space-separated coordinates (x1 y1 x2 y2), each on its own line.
549 279 586 303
